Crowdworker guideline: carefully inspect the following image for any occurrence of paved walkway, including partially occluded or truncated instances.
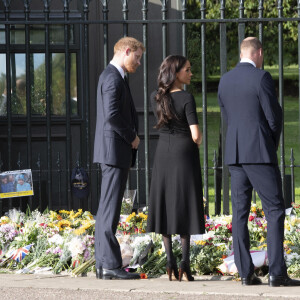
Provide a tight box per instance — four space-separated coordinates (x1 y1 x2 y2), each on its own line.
0 273 300 299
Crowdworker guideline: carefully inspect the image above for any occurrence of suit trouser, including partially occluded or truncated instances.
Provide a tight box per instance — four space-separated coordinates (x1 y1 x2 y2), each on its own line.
229 164 287 278
95 164 129 269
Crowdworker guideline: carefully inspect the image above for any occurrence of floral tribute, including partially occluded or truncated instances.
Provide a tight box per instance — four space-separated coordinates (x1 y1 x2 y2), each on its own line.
0 203 300 279
0 208 95 274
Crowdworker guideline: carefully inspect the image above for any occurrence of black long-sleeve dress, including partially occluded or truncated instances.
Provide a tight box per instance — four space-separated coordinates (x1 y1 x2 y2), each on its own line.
147 90 205 235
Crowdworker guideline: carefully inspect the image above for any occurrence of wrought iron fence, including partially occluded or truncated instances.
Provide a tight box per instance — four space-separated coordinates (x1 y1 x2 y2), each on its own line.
0 0 299 217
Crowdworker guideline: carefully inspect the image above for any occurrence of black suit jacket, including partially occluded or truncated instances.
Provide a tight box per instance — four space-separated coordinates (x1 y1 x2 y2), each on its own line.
93 64 138 168
218 62 282 165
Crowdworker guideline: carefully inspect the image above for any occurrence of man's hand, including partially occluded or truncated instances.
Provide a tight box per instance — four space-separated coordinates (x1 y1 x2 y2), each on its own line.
131 135 140 149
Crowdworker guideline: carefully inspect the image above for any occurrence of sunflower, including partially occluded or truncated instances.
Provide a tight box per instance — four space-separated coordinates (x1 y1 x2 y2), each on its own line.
49 210 58 221
57 220 72 231
74 227 87 236
126 212 136 222
59 210 70 215
73 209 83 219
138 212 148 220
73 220 93 235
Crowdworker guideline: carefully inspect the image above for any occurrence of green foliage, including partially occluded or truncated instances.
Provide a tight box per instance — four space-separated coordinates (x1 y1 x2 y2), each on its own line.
190 242 225 275
187 0 299 76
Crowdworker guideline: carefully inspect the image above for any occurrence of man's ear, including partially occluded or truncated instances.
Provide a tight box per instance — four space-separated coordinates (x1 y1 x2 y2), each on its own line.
125 48 131 56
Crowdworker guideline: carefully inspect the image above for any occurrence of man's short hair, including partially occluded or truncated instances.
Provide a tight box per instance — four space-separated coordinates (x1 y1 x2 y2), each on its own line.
240 37 262 52
114 37 145 54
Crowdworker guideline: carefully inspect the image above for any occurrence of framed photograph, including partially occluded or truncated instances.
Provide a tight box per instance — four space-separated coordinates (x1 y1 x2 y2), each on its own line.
0 169 34 199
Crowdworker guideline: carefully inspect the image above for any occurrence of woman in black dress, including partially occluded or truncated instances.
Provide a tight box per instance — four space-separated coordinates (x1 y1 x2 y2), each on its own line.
147 55 205 281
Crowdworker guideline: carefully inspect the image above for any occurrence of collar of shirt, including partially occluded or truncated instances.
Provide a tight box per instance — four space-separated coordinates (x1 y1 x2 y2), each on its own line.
240 58 256 68
110 60 125 79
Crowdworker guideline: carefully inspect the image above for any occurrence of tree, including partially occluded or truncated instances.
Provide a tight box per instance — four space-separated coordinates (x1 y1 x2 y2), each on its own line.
187 0 299 76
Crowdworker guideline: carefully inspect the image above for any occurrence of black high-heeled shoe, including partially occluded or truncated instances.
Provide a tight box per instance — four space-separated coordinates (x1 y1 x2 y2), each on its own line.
166 261 179 281
179 261 194 282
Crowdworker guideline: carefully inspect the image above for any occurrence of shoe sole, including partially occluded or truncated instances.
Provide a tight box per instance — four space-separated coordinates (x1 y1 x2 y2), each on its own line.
102 275 140 280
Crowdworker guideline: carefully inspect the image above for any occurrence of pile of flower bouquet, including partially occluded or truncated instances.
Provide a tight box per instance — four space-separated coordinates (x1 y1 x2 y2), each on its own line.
0 203 300 278
0 208 95 274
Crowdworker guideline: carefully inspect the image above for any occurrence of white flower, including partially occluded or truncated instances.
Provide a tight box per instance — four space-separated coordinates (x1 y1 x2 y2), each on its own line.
68 237 86 257
131 234 151 248
6 208 25 224
48 234 64 246
285 252 300 266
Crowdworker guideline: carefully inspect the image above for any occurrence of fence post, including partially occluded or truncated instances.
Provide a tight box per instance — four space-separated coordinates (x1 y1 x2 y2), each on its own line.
201 0 209 215
101 0 109 67
298 1 300 148
82 0 92 212
161 0 168 59
213 150 221 215
62 0 73 210
4 0 13 210
122 0 129 37
278 0 285 198
238 0 245 55
258 0 264 45
219 0 230 215
43 0 53 212
142 0 149 207
290 148 295 204
181 0 187 57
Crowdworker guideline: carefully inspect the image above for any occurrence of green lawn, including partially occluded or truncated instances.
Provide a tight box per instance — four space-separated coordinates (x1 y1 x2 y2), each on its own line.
192 90 300 216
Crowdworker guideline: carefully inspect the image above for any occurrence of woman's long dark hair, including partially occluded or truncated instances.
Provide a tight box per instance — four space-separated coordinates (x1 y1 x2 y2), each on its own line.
155 55 188 129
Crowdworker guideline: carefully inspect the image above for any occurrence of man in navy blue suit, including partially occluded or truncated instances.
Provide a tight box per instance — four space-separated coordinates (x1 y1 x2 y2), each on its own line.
93 37 144 280
218 37 300 286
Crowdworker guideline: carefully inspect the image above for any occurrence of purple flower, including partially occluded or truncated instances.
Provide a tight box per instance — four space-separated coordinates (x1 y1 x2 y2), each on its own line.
0 224 18 243
83 249 90 260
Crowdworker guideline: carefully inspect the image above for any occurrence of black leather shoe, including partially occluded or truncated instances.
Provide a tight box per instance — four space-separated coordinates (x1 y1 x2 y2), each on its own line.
96 267 102 279
102 268 140 280
269 275 300 287
242 273 262 286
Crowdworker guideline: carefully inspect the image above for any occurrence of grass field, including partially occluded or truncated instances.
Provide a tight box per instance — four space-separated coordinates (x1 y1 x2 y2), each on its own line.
192 66 300 215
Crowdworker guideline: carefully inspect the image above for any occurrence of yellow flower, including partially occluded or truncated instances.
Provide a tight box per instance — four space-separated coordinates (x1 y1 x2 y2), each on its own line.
49 210 58 221
59 210 70 215
74 227 87 236
126 212 136 222
285 224 291 231
73 220 93 235
260 237 265 243
258 243 267 249
286 249 292 254
57 220 71 231
251 207 257 213
83 211 94 220
195 240 207 246
73 209 83 219
138 213 148 220
157 249 163 256
0 216 10 224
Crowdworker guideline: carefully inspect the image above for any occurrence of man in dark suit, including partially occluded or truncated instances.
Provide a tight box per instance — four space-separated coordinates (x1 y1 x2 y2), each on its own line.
218 37 300 287
93 37 144 280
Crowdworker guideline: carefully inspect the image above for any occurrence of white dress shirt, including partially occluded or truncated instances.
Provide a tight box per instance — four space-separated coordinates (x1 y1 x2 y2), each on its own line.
240 58 256 68
110 60 125 79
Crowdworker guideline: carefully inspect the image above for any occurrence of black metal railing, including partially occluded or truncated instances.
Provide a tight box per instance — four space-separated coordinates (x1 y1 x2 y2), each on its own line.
0 0 299 217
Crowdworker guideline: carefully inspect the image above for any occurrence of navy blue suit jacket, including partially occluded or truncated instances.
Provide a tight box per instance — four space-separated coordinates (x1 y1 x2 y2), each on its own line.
218 62 282 165
93 64 138 169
